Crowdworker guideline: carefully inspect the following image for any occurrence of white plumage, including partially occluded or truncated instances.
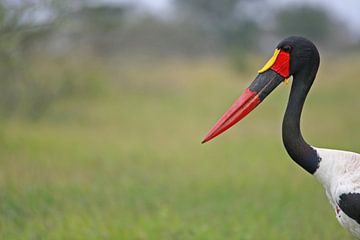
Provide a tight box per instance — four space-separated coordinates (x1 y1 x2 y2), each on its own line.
314 148 360 238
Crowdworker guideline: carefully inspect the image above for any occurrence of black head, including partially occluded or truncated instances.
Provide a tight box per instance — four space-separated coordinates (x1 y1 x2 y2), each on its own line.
202 36 320 144
276 36 320 78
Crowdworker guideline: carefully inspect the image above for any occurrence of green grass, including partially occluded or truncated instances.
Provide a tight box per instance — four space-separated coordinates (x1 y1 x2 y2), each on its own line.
0 55 359 239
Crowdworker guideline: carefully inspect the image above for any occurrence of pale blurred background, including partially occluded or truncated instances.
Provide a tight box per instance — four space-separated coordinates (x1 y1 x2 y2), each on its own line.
0 0 360 239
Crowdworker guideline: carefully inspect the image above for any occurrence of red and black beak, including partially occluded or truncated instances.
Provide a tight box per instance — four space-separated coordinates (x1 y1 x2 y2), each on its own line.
202 48 290 144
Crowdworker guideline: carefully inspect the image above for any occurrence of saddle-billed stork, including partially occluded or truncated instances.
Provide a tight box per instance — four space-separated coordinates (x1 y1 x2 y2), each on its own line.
202 36 360 238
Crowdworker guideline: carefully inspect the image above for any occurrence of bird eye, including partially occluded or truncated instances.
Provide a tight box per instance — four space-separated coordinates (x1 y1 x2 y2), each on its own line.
282 45 292 53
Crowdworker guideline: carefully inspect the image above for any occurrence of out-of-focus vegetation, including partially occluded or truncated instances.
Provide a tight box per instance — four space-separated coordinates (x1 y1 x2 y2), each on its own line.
0 0 358 118
0 0 359 239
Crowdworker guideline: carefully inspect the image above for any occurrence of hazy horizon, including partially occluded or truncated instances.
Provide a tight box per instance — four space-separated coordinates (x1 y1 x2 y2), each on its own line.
104 0 360 36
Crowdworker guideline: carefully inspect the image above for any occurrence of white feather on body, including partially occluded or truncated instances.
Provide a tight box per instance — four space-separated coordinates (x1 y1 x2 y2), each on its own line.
314 147 360 238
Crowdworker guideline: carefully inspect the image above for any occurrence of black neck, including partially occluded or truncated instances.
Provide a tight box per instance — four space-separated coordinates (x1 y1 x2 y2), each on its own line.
282 62 320 174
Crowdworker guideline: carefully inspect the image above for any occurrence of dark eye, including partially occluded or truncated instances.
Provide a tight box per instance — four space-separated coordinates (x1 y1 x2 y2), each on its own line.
282 45 292 53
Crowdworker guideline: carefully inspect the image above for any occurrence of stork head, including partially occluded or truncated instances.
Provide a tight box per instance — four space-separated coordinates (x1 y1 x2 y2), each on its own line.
276 36 320 77
201 36 319 144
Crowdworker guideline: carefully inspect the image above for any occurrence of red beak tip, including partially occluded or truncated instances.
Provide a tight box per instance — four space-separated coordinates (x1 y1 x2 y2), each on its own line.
200 88 261 145
201 136 211 144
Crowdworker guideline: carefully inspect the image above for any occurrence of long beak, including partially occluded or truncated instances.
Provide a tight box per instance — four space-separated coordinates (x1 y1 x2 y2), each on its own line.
202 70 285 143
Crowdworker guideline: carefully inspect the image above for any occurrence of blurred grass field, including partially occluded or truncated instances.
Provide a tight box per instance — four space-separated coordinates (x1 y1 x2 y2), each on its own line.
0 55 359 239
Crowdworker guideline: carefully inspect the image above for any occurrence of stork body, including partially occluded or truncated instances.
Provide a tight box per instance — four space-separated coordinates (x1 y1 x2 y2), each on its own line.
202 36 360 238
315 148 360 238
